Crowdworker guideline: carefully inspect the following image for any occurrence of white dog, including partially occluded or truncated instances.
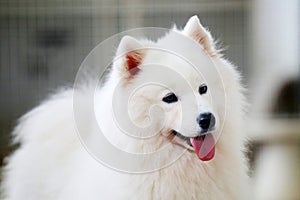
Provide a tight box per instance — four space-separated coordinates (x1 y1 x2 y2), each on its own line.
1 16 248 199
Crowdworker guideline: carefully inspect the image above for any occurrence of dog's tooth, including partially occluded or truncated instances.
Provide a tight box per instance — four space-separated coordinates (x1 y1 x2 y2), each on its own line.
187 139 193 147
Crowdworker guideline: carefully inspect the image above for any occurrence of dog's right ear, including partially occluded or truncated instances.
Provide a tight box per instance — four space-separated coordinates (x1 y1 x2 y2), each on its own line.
114 36 145 78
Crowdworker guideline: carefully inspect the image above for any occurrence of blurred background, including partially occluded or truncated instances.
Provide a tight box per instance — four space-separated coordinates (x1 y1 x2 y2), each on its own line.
0 0 299 199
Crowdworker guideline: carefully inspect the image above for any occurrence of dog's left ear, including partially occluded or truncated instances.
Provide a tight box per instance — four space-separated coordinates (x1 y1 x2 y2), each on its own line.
115 36 145 78
183 15 217 57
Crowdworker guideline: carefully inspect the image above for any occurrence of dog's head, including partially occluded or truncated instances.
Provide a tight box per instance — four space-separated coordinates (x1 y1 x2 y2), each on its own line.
111 16 242 161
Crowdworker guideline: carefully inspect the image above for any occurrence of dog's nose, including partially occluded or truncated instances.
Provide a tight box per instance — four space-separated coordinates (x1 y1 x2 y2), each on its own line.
197 112 215 130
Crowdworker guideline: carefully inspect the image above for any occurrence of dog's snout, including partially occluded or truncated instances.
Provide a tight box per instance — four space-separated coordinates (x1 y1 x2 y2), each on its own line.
197 112 215 130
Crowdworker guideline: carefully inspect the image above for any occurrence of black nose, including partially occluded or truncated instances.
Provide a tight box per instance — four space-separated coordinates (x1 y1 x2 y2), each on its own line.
197 112 215 130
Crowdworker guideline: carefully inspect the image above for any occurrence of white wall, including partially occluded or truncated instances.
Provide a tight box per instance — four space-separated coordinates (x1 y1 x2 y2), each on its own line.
250 0 299 116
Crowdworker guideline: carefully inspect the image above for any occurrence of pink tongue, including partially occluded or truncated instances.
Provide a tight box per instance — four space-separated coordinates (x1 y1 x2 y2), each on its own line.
190 134 215 161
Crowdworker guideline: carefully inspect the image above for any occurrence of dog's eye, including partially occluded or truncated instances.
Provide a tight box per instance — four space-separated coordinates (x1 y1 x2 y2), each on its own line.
199 84 208 95
162 93 178 103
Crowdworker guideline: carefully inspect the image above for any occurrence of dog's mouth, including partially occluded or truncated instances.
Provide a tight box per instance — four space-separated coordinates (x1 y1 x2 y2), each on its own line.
171 130 215 161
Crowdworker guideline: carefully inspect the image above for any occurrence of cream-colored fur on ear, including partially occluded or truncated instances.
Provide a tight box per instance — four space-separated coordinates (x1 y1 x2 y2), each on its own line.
183 15 217 57
115 36 145 77
116 36 143 57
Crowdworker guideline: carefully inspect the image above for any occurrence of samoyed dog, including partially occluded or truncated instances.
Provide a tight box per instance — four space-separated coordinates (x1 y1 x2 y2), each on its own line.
1 16 248 199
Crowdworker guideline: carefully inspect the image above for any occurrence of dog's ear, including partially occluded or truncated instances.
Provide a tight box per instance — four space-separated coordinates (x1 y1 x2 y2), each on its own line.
115 36 144 77
183 15 217 57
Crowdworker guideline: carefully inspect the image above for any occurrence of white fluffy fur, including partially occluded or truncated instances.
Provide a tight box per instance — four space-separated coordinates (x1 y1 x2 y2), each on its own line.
1 16 248 199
